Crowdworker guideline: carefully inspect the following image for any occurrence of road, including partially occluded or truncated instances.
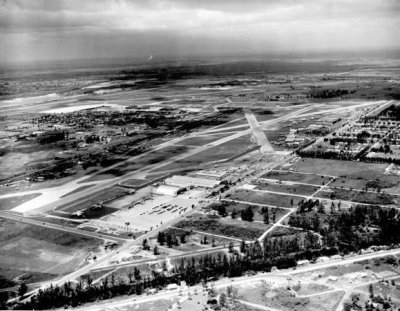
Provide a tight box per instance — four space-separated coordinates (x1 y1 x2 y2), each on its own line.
6 99 391 301
73 247 400 311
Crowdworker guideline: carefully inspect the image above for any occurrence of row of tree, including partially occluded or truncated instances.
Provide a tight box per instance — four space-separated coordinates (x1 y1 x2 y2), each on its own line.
12 230 334 310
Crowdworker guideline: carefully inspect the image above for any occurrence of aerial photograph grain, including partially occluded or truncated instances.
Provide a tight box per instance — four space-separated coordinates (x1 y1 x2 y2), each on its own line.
1 0 400 310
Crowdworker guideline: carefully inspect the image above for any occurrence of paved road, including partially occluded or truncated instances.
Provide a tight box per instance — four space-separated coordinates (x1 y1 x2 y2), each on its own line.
73 247 400 311
9 100 391 300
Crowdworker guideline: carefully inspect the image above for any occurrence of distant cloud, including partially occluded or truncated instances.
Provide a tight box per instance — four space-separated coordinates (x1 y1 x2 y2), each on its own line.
1 0 399 63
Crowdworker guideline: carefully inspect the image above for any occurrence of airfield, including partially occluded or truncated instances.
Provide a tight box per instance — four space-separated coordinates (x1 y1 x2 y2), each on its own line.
1 59 400 310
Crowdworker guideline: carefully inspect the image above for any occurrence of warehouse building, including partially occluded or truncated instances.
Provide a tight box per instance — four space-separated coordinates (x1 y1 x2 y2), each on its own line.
165 175 221 189
153 184 185 197
194 170 227 180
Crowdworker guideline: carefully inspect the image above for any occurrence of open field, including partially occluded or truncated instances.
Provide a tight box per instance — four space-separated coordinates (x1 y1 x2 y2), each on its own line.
234 277 342 311
56 186 130 213
227 189 303 208
0 193 41 210
175 213 271 240
268 225 304 237
81 145 191 182
316 188 397 205
155 135 255 172
292 158 400 190
261 170 332 186
0 218 103 288
119 178 149 187
177 134 228 146
154 227 234 250
60 185 94 198
255 180 320 196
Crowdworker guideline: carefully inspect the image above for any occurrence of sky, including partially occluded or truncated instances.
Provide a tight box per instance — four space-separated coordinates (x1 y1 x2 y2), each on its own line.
1 0 400 64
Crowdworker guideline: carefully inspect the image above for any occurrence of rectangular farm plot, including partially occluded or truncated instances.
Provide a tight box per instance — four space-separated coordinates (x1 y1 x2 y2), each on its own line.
255 180 320 196
262 170 332 186
227 189 303 208
174 213 271 240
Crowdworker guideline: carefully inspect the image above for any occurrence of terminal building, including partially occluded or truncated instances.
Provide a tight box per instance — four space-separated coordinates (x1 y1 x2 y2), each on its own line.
165 175 221 189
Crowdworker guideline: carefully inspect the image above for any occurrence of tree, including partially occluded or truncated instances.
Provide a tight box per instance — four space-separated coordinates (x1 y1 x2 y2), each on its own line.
263 212 269 224
153 245 159 255
180 234 186 244
228 242 234 253
219 292 227 307
231 209 237 219
18 283 28 298
134 267 141 280
240 240 246 253
157 232 165 245
142 238 150 250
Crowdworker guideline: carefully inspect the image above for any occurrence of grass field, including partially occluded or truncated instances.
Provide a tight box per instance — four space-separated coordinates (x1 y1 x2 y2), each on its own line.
268 225 304 237
261 170 332 186
307 290 346 311
56 187 130 213
0 193 41 210
178 134 227 146
0 218 103 288
255 180 320 196
175 213 270 240
292 158 400 190
316 188 396 205
60 185 94 198
227 189 303 208
83 145 191 181
120 178 149 187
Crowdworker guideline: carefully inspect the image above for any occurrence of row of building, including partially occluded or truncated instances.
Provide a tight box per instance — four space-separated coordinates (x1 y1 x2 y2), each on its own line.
153 170 228 197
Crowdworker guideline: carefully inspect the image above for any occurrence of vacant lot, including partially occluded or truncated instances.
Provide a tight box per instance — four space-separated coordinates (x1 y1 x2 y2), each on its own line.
0 193 41 210
262 170 332 186
293 158 400 190
227 189 303 208
0 218 103 288
255 180 320 196
268 225 304 237
307 290 346 311
175 213 270 240
317 188 396 205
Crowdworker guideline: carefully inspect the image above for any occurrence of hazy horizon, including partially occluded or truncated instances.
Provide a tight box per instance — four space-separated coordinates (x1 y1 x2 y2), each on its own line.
1 0 400 66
